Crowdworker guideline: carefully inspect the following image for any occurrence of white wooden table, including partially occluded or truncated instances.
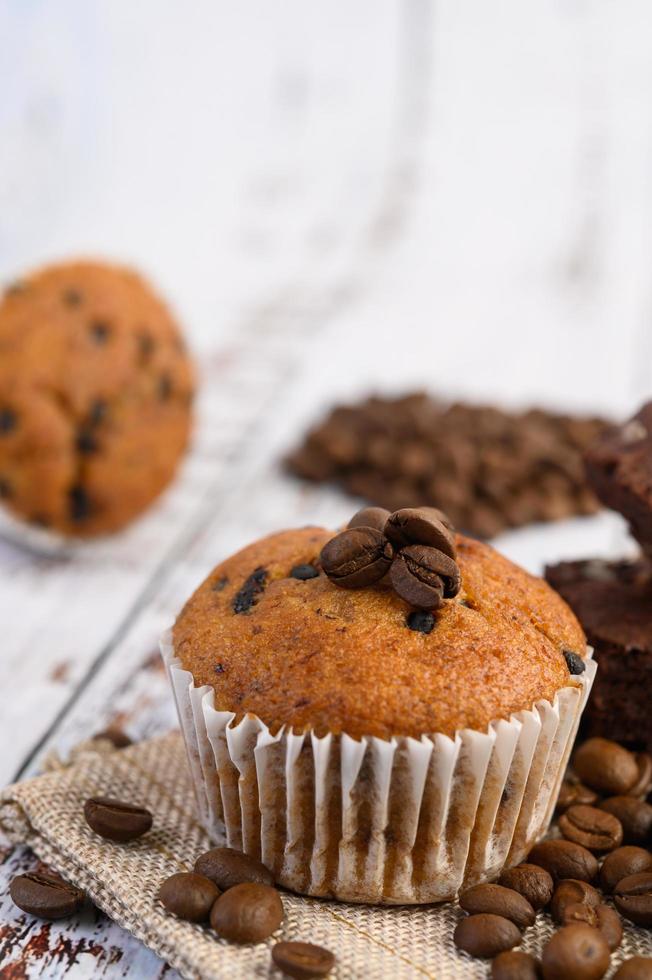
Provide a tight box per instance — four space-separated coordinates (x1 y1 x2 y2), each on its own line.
1 1 651 975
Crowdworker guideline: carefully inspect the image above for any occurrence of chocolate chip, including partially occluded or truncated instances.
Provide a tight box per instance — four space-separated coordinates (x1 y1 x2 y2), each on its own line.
385 506 456 557
212 577 229 592
390 544 459 608
9 872 85 920
83 797 152 842
158 373 172 400
564 650 586 674
194 846 274 889
272 941 335 979
69 485 91 522
453 913 522 959
406 610 435 634
347 506 391 532
541 924 610 980
90 321 110 343
0 408 17 433
88 400 108 426
76 430 99 454
157 871 220 923
290 564 319 580
209 882 283 943
138 332 155 361
63 288 82 306
320 527 393 588
233 567 268 613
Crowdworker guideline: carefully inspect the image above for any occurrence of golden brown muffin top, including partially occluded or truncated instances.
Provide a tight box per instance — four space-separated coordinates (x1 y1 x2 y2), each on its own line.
173 527 587 740
0 260 194 535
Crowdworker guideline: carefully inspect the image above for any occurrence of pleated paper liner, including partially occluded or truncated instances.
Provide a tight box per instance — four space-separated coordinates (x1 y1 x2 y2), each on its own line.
162 630 595 904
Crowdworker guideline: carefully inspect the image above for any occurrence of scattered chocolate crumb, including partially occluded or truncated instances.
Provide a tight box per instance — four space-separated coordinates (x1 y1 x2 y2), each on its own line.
214 664 226 674
63 288 82 306
158 374 172 400
232 567 268 614
138 332 155 361
69 485 91 522
88 400 108 426
76 430 99 455
0 408 17 434
90 321 111 344
212 577 229 592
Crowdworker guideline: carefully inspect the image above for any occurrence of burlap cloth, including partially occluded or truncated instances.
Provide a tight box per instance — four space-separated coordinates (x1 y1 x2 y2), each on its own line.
1 733 651 979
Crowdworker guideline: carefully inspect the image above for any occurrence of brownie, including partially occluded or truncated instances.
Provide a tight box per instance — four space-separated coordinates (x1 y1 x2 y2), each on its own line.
585 401 652 555
545 558 652 751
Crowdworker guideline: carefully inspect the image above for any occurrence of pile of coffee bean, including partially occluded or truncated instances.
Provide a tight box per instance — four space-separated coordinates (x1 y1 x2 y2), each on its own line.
157 846 335 975
286 393 608 538
454 736 652 978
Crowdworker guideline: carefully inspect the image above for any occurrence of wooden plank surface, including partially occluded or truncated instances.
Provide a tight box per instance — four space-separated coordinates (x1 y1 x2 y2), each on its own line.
2 0 652 976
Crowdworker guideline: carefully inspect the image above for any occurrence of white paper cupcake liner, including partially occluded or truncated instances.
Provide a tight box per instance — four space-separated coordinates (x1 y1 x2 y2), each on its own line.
161 630 595 904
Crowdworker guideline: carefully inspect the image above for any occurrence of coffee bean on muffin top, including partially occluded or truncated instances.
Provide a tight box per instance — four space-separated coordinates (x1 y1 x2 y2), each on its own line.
172 523 587 740
0 260 194 536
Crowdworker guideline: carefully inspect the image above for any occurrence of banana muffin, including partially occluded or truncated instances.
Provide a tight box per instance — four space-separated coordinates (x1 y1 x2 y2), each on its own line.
0 260 194 536
165 509 595 904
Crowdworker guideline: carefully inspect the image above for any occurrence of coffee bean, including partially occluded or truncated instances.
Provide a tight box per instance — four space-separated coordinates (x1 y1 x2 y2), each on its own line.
563 650 586 674
90 321 110 343
347 506 391 532
558 804 623 852
630 754 652 799
595 905 623 951
614 871 652 926
209 882 283 943
453 913 521 959
551 879 601 923
459 883 535 929
498 863 554 911
541 924 610 980
613 958 652 979
271 941 335 978
528 839 598 883
9 872 84 920
320 527 393 588
560 903 622 950
385 506 456 557
573 738 639 796
600 796 652 846
91 727 133 749
0 408 17 434
83 796 152 842
289 564 319 581
406 610 436 634
194 846 273 890
491 950 541 980
600 847 652 893
232 567 268 613
69 484 91 522
390 544 460 608
157 872 220 923
556 779 599 813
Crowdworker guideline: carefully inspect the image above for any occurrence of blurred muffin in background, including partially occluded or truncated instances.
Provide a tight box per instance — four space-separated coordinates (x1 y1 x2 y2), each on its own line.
0 259 194 537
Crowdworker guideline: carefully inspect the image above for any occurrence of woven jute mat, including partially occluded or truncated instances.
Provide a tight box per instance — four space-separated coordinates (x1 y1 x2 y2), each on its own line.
1 733 651 979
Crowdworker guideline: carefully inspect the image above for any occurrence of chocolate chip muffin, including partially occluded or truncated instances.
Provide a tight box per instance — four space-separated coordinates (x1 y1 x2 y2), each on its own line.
0 260 194 536
173 526 586 740
165 509 595 904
